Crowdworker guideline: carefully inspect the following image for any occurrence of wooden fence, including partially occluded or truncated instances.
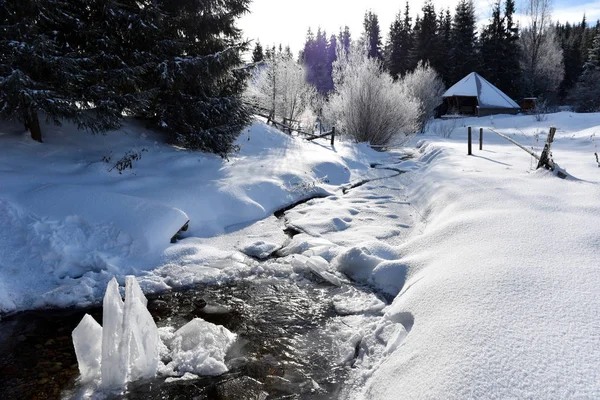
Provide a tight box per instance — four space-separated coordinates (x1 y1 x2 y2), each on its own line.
467 126 566 178
255 111 336 146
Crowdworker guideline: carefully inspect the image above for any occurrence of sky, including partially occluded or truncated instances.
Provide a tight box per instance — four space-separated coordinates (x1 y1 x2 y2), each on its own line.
238 0 600 56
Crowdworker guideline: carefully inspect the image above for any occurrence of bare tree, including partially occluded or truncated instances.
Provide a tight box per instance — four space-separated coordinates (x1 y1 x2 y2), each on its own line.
246 54 315 124
520 0 564 96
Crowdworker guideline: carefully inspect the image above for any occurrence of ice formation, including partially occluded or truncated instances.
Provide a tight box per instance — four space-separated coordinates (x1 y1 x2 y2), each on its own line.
72 276 159 389
164 318 236 376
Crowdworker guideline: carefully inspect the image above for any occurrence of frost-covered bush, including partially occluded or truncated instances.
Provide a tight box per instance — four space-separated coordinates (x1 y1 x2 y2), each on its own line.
247 54 316 124
325 46 419 146
401 62 445 132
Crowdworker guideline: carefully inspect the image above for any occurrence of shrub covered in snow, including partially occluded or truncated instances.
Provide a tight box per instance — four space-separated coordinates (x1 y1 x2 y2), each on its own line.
401 62 445 132
325 45 420 146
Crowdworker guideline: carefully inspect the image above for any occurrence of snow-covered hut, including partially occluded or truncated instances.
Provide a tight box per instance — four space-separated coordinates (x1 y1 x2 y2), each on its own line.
441 72 520 117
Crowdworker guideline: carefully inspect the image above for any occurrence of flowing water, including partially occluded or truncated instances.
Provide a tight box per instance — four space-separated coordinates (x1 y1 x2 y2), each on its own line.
0 273 387 399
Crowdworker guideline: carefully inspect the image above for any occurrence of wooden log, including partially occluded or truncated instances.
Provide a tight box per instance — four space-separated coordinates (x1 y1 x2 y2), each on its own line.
468 126 472 155
487 128 541 160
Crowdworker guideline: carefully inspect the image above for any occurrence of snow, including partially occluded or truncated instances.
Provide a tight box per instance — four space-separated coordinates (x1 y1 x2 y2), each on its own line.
163 318 236 376
0 117 381 313
338 112 600 399
4 110 600 398
443 72 520 109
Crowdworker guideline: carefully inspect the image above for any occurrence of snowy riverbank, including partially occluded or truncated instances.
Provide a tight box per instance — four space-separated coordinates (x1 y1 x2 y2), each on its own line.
1 111 600 398
0 118 386 314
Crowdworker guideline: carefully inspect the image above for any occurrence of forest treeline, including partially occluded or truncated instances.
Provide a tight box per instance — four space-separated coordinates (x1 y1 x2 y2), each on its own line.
254 0 600 110
2 0 600 154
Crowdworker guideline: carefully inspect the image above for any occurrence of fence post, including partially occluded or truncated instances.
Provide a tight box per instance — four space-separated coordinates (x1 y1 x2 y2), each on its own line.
537 126 557 170
330 127 336 146
468 126 472 155
479 128 483 150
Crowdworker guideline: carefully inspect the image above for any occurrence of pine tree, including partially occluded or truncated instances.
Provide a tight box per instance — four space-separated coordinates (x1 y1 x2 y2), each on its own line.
569 32 600 112
438 8 452 84
302 28 334 94
386 12 404 79
479 0 521 99
0 0 129 142
410 1 440 72
145 0 252 156
363 11 383 60
502 0 521 98
252 41 265 63
339 26 352 54
449 0 477 84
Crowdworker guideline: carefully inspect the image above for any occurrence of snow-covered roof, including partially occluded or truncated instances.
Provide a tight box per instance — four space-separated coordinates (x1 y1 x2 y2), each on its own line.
443 72 519 109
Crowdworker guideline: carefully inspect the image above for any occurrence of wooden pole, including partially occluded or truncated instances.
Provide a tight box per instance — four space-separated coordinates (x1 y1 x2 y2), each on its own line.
331 127 335 146
479 128 483 150
468 126 472 155
537 126 557 170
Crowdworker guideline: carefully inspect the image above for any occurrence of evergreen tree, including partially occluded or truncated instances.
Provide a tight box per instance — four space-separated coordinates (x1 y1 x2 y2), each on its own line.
479 0 521 99
146 0 253 156
410 1 440 72
338 26 352 54
0 0 132 142
569 32 600 112
363 11 383 60
399 3 414 76
386 12 404 79
252 41 265 63
302 28 334 94
502 0 521 98
449 0 477 84
438 8 452 84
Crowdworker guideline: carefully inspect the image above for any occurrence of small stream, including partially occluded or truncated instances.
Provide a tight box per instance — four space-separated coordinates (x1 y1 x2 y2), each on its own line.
0 273 388 399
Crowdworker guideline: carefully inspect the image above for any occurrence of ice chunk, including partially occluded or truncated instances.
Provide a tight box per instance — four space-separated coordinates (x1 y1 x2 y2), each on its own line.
167 318 236 376
101 277 127 389
306 256 342 286
72 314 103 383
124 276 159 381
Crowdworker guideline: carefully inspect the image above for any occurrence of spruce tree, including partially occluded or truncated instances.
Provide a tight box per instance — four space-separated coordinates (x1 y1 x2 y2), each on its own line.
502 0 521 98
363 11 383 61
338 26 352 54
146 0 252 156
252 41 265 63
479 0 520 99
569 32 600 112
438 8 452 85
410 1 440 72
386 12 404 79
0 0 127 142
449 0 477 84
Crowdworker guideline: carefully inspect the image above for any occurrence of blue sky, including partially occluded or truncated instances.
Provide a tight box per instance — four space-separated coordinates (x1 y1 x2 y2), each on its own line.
239 0 600 55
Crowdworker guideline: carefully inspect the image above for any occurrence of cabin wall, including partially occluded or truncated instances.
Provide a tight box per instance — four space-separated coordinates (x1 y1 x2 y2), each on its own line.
478 108 520 117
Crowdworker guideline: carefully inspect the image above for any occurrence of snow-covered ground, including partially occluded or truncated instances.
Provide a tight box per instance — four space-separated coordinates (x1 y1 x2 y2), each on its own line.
2 111 600 398
0 118 385 314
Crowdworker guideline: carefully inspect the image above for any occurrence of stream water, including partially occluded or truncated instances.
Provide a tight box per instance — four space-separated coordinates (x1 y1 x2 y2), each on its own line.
0 272 388 399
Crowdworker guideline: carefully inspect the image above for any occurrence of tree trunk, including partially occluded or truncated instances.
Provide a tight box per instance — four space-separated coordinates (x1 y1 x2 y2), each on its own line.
27 109 43 143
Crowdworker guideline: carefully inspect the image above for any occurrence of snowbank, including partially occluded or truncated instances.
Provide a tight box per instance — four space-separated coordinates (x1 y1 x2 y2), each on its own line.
342 112 600 399
0 118 382 313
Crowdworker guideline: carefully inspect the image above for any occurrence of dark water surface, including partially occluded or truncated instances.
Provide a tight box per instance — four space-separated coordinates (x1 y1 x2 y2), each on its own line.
0 275 384 399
